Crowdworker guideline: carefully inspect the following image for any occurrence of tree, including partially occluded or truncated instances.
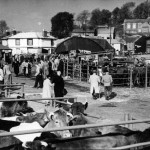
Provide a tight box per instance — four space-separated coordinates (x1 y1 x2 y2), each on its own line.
51 12 74 39
0 20 9 37
111 7 120 26
117 2 135 24
133 2 150 19
100 9 111 25
76 10 90 28
90 8 101 28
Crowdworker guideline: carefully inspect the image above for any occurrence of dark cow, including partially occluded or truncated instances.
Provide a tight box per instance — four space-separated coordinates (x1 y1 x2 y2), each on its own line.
26 127 150 150
0 130 24 150
0 119 21 131
69 102 88 116
0 100 34 117
69 114 132 137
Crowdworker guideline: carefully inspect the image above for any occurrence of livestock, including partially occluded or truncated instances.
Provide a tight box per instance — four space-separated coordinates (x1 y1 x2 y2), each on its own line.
44 109 73 138
0 119 21 131
0 130 24 150
69 101 88 116
0 100 34 117
69 114 132 137
25 127 150 150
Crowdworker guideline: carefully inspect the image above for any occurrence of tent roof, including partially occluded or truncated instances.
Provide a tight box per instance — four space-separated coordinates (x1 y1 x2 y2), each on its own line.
0 44 11 50
55 36 114 54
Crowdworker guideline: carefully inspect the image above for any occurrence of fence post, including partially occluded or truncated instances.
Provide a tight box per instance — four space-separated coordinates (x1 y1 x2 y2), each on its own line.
72 63 74 79
63 61 65 77
67 60 68 77
145 65 148 89
21 83 25 98
130 67 133 90
124 113 133 129
87 62 89 82
79 63 82 82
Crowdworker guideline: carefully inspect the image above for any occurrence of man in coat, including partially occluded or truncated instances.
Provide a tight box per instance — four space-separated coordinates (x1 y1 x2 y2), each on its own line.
89 70 100 100
101 69 113 100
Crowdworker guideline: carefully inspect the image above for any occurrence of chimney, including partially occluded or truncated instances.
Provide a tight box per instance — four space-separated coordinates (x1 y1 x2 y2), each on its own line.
6 30 10 36
12 30 17 35
42 29 47 37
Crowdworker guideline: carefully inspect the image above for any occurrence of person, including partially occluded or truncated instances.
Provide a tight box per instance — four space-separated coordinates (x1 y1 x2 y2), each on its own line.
42 75 54 106
33 62 43 88
101 70 113 100
43 58 49 79
89 70 100 100
3 61 12 85
98 66 103 81
0 64 4 96
12 59 20 77
52 71 64 107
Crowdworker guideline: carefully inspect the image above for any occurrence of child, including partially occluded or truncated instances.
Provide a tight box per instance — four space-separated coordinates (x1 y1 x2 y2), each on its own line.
42 75 54 106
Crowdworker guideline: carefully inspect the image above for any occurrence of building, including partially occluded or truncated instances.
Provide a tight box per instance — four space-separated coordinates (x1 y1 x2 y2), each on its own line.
124 18 150 36
96 25 115 40
2 30 56 55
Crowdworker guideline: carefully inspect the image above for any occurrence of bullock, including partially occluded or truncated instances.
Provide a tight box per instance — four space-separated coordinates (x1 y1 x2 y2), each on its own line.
25 127 150 150
0 100 34 117
0 130 24 150
44 108 73 138
69 114 133 137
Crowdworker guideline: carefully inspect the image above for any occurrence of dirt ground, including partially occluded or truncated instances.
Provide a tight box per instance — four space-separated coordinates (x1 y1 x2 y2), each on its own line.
10 73 150 132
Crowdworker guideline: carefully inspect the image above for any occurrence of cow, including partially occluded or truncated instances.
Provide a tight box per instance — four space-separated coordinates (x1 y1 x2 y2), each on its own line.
0 130 24 150
68 114 133 137
44 108 73 138
0 100 34 117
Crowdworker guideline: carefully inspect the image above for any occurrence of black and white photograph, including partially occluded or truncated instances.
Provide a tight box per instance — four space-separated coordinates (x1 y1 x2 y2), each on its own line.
0 0 150 149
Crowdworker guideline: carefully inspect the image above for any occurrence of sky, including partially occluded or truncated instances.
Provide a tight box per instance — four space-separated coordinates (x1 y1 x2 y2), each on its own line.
0 0 146 32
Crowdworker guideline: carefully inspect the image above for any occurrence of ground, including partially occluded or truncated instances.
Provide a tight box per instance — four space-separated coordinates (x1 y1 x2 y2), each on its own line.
9 73 150 131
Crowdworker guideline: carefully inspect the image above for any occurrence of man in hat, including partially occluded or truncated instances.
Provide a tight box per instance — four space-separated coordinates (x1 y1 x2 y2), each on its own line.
89 70 100 100
101 69 113 100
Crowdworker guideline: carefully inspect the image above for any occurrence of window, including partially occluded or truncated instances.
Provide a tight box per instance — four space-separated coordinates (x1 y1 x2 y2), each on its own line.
15 39 20 45
132 23 136 29
127 23 131 29
51 39 54 46
27 39 33 46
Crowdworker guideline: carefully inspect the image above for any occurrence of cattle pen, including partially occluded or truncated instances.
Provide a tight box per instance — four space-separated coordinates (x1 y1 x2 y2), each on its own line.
0 97 150 149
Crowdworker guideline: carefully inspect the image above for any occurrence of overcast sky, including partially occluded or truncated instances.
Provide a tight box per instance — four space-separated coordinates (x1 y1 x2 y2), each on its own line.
0 0 146 32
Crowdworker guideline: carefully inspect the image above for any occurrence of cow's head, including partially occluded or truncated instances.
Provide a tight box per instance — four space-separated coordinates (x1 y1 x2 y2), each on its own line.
45 109 73 138
70 102 88 116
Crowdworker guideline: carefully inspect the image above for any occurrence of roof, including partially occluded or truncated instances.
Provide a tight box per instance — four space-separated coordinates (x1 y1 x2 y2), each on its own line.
0 44 11 50
55 36 114 54
124 35 142 43
97 27 115 34
124 19 148 23
72 28 94 33
7 32 56 39
106 39 121 44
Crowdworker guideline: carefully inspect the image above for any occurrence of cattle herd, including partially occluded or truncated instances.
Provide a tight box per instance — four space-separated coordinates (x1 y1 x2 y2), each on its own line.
0 99 150 150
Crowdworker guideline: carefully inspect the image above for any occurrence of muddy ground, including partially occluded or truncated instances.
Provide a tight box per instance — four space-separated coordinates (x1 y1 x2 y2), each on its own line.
9 74 150 131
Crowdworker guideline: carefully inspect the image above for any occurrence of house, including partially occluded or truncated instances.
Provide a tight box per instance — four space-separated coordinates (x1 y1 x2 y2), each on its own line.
124 17 150 36
1 30 56 55
95 25 115 40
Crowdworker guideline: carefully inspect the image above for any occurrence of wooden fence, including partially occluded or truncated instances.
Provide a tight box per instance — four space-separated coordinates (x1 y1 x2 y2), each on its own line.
0 83 25 98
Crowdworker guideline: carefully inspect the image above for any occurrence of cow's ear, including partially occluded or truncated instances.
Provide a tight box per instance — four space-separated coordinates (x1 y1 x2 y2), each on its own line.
84 102 88 110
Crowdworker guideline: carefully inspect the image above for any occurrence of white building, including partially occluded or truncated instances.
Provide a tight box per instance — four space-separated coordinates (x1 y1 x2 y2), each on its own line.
2 31 56 55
